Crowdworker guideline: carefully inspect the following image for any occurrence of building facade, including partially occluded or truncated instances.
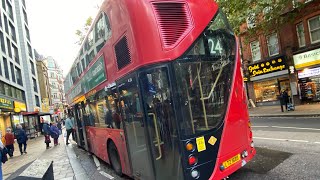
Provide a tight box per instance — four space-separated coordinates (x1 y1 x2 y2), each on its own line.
0 0 40 135
43 56 66 117
36 59 51 113
240 0 320 106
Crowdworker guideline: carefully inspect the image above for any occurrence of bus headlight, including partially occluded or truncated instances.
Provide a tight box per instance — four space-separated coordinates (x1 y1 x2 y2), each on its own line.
191 169 200 179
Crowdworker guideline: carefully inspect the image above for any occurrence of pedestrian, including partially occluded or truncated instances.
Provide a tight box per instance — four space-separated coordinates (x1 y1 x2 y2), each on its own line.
15 124 28 155
0 131 6 180
280 89 289 112
4 128 14 158
65 115 74 145
57 120 62 135
42 120 52 149
50 123 60 146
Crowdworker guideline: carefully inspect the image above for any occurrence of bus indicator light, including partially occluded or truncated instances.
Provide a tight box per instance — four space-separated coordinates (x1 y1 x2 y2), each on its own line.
186 143 194 151
188 156 197 165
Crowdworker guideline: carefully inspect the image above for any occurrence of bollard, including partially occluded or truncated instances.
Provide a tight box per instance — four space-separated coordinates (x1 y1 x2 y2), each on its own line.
13 159 54 180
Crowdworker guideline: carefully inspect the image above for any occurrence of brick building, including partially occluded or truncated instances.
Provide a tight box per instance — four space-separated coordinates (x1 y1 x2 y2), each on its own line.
240 0 320 106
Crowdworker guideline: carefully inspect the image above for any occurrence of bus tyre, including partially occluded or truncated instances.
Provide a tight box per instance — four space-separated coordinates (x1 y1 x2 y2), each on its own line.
108 141 122 176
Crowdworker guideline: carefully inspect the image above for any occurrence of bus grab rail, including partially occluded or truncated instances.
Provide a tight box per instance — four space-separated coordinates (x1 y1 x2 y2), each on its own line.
148 113 162 160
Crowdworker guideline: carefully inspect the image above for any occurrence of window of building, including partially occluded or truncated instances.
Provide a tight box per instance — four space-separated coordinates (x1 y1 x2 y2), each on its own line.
16 88 23 101
3 14 8 34
6 38 11 58
246 13 256 29
7 0 13 21
11 86 16 97
35 95 40 106
30 60 35 75
81 58 86 71
250 40 261 62
33 78 37 92
25 25 30 41
22 0 25 7
308 15 320 44
15 67 23 86
50 72 54 78
4 83 11 96
0 82 4 94
267 33 279 56
0 60 2 76
9 22 16 42
77 62 82 75
296 23 306 47
12 44 19 63
3 58 9 79
10 62 15 82
0 14 2 28
27 43 32 57
23 9 28 24
0 31 5 53
2 0 5 10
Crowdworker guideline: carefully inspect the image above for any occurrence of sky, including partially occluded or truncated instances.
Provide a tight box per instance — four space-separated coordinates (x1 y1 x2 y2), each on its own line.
28 0 103 76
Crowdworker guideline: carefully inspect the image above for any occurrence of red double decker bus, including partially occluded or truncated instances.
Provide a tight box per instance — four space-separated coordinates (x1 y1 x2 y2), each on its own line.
64 0 255 179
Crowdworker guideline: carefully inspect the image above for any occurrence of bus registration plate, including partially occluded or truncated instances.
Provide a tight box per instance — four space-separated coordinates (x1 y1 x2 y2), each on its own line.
222 154 241 169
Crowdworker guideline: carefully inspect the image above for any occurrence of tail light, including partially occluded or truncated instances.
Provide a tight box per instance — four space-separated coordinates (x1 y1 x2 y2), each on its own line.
188 155 197 165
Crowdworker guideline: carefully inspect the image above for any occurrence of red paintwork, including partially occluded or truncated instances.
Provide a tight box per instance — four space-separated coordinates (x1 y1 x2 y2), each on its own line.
85 127 132 176
210 38 256 180
67 0 255 179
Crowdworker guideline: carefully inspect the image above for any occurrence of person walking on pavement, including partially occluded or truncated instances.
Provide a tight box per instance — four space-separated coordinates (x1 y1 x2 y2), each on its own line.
50 123 60 146
15 124 28 155
65 115 74 145
0 132 6 180
280 89 289 112
4 128 14 158
57 120 62 135
43 120 52 149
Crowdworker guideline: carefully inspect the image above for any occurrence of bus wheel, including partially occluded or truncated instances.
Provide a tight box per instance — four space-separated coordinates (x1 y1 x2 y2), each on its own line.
108 141 122 176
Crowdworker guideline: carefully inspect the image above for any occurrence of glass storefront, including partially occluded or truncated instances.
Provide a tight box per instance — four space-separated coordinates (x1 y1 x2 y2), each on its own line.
254 79 279 102
298 76 320 101
253 78 291 103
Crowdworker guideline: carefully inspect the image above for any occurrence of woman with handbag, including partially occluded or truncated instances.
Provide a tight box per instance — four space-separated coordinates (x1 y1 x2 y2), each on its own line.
42 120 52 149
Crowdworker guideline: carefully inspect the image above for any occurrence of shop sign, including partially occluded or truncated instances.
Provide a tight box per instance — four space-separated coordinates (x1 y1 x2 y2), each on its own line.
248 56 287 78
68 55 106 102
41 98 50 113
0 97 13 110
293 48 320 69
14 101 27 112
298 67 320 79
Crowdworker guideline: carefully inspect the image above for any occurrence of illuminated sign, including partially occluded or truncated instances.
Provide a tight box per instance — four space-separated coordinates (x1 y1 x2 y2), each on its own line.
298 67 320 78
248 56 287 78
293 48 320 69
14 101 27 112
0 97 13 110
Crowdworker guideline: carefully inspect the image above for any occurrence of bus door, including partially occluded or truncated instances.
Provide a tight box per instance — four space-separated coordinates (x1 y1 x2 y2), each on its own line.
74 103 89 151
117 74 154 179
139 66 183 180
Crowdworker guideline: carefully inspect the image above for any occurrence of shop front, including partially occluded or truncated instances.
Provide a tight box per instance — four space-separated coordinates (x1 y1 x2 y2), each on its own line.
0 96 14 135
248 55 292 106
293 48 320 102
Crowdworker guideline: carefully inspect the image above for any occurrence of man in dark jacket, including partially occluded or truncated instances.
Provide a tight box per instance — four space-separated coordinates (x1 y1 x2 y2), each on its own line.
15 124 28 155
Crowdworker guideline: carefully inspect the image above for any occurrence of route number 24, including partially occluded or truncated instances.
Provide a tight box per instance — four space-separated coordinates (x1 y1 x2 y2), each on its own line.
208 38 222 54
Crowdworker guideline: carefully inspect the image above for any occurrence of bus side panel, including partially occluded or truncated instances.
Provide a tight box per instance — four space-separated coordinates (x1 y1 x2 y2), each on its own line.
210 43 255 179
86 126 132 176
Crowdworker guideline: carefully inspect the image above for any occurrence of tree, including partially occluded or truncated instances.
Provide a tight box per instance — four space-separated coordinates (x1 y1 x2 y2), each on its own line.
216 0 307 36
75 16 93 45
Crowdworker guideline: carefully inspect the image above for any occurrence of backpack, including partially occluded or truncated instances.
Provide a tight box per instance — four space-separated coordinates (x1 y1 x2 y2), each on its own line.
1 147 8 163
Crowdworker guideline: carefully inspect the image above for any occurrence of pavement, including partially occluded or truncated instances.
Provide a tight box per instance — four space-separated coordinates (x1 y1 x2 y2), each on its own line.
3 129 87 180
249 103 320 117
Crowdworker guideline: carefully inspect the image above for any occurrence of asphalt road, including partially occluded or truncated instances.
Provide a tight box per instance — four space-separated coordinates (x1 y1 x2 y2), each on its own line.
72 117 320 180
230 117 320 180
